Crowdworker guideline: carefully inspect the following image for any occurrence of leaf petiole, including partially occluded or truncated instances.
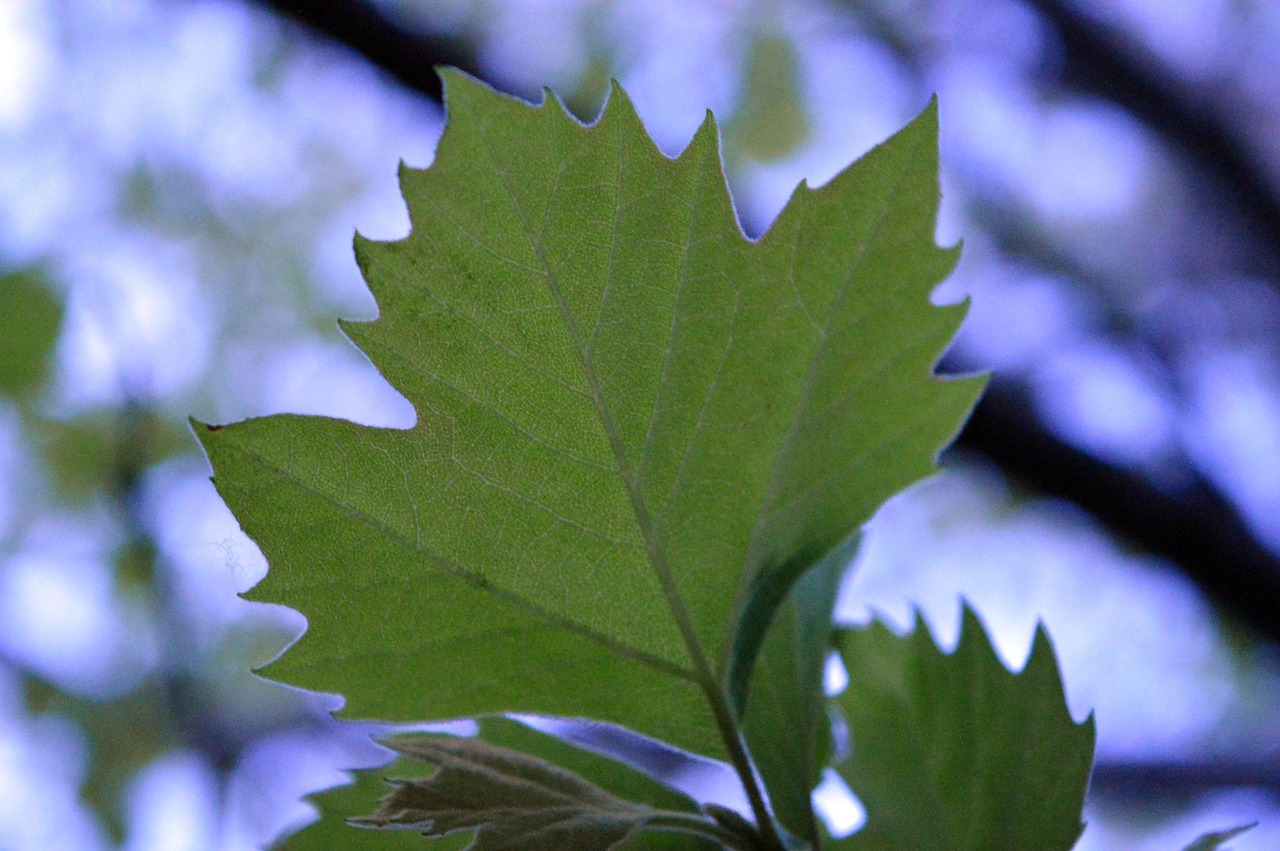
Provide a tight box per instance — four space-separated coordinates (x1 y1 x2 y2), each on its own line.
644 810 765 851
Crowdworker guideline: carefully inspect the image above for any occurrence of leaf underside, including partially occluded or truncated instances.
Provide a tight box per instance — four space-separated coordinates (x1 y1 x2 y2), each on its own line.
356 735 660 850
280 718 712 850
831 607 1096 850
197 67 980 770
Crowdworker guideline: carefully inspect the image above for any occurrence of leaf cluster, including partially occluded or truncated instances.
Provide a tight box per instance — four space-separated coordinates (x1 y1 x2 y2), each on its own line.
198 71 1252 850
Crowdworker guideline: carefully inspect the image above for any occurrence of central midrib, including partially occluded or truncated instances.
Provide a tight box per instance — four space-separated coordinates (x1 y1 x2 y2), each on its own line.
477 114 718 693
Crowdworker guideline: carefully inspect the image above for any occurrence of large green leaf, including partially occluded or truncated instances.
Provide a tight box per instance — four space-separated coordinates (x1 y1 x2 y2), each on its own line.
197 68 978 768
831 607 1095 850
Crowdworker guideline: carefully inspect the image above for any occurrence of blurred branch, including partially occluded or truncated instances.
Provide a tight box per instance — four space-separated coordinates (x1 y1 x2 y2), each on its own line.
1091 758 1280 796
1024 0 1280 262
957 381 1280 645
244 0 1280 644
248 0 484 102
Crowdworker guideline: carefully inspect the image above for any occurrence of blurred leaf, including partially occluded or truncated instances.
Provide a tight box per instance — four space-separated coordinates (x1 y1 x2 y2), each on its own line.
36 410 192 504
1181 823 1257 850
726 35 810 163
0 269 63 398
25 678 180 843
830 606 1095 850
198 68 978 771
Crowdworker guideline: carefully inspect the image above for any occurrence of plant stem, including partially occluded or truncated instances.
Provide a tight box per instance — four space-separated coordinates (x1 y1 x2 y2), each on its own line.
699 680 786 849
646 811 762 851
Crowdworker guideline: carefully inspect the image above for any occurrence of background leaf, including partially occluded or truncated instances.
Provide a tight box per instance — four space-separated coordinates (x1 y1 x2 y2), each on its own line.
197 68 978 768
831 605 1095 850
1180 823 1257 851
0 269 62 399
725 34 810 163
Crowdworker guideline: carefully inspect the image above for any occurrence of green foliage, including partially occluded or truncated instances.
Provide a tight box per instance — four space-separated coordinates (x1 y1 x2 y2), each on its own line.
0 269 62 399
355 734 728 850
200 70 1098 849
285 718 718 851
740 537 851 844
831 608 1095 850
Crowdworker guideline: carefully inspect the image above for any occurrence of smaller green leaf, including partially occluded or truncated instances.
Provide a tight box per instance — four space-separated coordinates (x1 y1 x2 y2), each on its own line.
739 534 855 844
831 604 1095 851
1181 823 1257 851
0 269 62 398
278 753 459 850
356 733 736 850
280 718 718 850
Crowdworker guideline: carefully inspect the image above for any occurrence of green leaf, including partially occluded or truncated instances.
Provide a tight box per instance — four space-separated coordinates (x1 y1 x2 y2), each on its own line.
739 535 854 844
353 725 737 850
281 718 716 850
831 606 1095 850
1181 823 1257 851
197 68 978 768
0 269 62 398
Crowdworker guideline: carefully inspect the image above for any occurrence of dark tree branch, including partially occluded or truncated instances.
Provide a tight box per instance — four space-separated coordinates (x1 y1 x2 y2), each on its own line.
1024 0 1280 261
958 381 1280 645
245 0 1280 644
250 0 484 102
1091 758 1280 796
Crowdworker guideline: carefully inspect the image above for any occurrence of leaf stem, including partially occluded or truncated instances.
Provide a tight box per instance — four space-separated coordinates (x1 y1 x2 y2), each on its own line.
645 811 762 851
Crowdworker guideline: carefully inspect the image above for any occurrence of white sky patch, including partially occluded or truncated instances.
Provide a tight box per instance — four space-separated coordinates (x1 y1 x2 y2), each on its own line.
259 337 416 428
0 407 26 540
55 234 213 409
1081 0 1229 81
607 0 738 156
823 650 848 696
0 0 50 131
123 751 219 851
0 546 148 698
740 31 913 232
1032 340 1179 469
812 768 865 839
0 702 107 851
144 458 269 646
1025 100 1152 220
955 266 1097 373
841 469 1244 760
1182 348 1280 551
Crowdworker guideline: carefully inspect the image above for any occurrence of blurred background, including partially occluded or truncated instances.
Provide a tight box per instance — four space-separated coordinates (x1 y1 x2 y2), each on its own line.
1 0 1279 847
